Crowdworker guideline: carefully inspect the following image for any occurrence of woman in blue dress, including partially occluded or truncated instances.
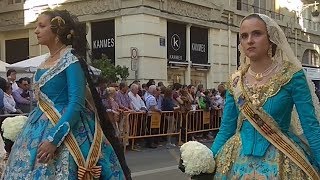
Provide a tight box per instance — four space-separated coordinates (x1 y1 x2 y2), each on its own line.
211 14 320 179
3 9 130 179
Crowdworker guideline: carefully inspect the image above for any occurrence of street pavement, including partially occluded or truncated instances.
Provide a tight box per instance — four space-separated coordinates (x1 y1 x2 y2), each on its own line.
125 141 212 180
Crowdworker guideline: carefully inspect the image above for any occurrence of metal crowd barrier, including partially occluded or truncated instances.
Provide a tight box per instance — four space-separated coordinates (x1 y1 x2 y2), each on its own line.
122 111 182 151
120 109 222 151
183 109 221 143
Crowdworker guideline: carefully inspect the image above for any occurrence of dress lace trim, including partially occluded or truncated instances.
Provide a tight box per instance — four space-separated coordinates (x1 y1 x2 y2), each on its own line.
34 48 78 89
33 49 78 102
241 61 300 107
47 122 70 147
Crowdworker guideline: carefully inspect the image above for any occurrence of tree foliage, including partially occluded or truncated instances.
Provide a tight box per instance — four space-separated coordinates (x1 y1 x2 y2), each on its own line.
91 54 129 83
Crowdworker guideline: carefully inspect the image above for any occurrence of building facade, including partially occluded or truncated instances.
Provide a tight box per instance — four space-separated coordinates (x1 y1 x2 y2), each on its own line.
0 0 320 89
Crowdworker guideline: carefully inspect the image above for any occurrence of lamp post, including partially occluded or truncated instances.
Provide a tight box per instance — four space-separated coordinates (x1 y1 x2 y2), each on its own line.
280 0 320 22
304 1 320 22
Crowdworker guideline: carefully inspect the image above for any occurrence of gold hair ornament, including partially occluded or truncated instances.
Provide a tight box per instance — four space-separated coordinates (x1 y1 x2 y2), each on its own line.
51 16 65 30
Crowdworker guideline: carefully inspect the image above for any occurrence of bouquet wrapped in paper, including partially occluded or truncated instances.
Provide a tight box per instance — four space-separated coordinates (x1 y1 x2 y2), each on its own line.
1 115 28 142
179 141 215 180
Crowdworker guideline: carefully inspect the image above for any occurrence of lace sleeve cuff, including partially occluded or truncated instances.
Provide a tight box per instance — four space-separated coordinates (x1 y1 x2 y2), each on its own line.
47 122 70 147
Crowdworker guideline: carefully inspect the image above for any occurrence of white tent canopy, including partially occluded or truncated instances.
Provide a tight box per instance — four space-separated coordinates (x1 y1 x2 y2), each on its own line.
0 60 10 73
6 54 101 75
0 60 10 78
7 54 48 72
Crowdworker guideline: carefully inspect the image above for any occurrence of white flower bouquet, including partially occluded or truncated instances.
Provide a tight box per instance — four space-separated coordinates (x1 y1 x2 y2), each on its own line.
1 115 28 142
179 141 216 180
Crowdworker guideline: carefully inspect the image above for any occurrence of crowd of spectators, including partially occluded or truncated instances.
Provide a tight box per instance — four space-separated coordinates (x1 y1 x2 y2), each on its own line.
0 69 36 115
95 76 227 149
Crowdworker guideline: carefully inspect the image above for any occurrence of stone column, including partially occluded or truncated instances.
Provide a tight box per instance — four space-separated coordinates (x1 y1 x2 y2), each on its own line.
185 24 191 85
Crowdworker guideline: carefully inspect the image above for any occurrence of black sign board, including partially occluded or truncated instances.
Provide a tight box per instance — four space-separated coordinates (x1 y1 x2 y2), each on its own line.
5 38 29 64
160 37 166 47
91 20 115 63
190 26 208 64
167 22 186 62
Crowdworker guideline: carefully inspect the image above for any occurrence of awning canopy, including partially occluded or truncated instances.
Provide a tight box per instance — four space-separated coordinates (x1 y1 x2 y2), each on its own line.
6 54 101 75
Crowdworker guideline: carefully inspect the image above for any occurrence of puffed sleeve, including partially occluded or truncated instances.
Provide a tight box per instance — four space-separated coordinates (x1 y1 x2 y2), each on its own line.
47 61 86 147
211 90 239 156
291 70 320 166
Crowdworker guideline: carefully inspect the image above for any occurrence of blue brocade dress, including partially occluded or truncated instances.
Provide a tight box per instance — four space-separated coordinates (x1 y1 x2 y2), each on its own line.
211 63 320 179
2 49 125 179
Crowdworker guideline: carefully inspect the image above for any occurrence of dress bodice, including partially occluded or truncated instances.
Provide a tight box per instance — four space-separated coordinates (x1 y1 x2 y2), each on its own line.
35 69 70 106
240 78 295 156
30 50 86 146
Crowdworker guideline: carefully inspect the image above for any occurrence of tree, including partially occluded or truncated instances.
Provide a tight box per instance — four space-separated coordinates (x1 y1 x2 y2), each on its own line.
91 54 129 83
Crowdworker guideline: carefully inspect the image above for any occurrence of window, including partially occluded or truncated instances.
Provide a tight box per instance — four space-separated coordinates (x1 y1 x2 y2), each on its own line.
237 0 248 11
302 49 320 67
253 0 266 14
270 0 281 20
5 38 29 64
8 0 24 5
301 8 319 31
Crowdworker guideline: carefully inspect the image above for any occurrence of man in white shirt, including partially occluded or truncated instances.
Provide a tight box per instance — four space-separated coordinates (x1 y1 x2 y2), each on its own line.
3 82 22 114
144 85 161 148
128 84 146 112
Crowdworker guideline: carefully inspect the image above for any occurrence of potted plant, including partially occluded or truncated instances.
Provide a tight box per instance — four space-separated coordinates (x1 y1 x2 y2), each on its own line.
91 54 129 83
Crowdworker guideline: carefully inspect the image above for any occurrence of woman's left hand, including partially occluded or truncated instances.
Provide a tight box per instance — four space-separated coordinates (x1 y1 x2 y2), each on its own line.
37 141 57 164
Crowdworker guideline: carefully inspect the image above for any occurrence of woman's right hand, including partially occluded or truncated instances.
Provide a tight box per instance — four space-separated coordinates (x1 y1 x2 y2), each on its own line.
37 141 57 164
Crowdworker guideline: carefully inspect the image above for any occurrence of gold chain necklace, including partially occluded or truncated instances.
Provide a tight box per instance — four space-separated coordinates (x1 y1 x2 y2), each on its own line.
40 46 66 69
49 45 66 58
